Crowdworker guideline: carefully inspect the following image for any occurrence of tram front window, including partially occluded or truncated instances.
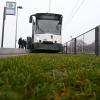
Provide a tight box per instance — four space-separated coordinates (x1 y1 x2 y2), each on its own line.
36 20 61 35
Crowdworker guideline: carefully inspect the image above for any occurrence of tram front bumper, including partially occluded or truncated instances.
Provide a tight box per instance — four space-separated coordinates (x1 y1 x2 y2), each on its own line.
33 43 62 52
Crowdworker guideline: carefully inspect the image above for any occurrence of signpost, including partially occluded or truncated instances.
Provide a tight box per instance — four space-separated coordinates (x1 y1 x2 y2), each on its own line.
1 7 6 48
1 2 16 48
6 2 16 15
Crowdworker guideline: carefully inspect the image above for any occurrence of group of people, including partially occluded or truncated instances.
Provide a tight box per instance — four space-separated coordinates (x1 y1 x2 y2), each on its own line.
18 37 26 49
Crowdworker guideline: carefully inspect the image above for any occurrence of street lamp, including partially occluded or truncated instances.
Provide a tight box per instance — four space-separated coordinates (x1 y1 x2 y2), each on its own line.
15 6 23 48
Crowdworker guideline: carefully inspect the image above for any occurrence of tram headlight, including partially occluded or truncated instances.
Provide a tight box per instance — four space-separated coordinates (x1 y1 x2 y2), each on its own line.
56 39 59 43
36 37 39 42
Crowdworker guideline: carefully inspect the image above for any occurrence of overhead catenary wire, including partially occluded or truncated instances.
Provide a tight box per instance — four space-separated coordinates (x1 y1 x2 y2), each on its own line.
65 0 86 26
71 0 85 20
68 0 79 17
64 0 79 27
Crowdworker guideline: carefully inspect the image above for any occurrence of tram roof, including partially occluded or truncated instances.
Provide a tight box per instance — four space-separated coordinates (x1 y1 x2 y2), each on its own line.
32 13 62 20
29 13 62 23
35 13 62 17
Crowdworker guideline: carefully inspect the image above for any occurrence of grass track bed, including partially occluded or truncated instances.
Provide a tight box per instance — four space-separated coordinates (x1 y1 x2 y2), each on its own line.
0 54 100 100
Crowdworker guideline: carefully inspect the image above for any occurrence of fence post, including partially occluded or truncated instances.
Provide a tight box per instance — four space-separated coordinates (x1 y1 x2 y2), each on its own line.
66 42 67 54
74 38 76 54
95 26 100 56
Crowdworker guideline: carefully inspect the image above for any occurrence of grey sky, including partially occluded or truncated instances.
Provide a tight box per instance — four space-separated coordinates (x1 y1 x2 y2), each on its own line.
0 0 100 48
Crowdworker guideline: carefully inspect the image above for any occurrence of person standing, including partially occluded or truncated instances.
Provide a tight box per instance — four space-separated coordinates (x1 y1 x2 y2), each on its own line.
18 37 22 48
22 39 26 49
23 39 26 49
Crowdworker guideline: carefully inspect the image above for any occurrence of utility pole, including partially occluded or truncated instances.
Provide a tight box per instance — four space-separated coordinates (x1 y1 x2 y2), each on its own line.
49 0 51 13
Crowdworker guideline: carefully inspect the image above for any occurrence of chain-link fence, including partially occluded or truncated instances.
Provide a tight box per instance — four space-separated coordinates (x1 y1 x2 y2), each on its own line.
63 25 100 56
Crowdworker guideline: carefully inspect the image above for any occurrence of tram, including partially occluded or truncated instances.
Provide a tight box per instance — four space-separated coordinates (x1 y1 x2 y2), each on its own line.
27 13 63 52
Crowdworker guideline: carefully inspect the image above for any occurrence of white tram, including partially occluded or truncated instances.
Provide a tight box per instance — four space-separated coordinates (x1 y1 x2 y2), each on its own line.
27 13 63 52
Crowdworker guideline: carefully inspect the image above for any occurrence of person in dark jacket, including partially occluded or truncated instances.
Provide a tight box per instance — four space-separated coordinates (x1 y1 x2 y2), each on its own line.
18 37 22 48
23 39 26 49
22 39 26 49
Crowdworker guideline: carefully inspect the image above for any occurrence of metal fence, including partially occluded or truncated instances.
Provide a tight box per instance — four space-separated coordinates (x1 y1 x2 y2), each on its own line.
63 25 100 56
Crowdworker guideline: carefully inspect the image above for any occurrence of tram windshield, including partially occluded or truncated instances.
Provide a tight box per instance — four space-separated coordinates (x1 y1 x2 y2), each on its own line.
35 20 61 35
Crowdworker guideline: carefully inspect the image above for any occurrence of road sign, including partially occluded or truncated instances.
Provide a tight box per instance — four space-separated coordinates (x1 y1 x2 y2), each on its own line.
6 2 16 15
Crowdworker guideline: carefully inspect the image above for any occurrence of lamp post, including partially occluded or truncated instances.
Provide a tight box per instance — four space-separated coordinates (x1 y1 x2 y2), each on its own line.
15 6 23 48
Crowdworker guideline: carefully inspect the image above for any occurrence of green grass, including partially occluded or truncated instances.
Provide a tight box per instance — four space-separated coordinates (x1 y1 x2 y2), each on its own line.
0 54 100 100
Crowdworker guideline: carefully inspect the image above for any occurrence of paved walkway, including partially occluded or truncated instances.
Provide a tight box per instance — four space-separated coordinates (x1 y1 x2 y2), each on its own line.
0 48 30 55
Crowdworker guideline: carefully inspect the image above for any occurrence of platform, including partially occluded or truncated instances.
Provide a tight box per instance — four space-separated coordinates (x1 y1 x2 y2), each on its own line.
0 48 30 55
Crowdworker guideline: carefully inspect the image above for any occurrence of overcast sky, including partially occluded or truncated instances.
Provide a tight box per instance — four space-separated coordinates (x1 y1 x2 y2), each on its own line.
0 0 100 48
